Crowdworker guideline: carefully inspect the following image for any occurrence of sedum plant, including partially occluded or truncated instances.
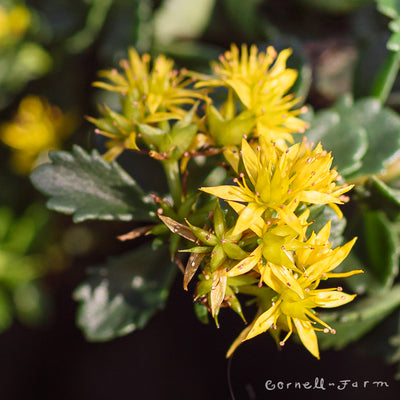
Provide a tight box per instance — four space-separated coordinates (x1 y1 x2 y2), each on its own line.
29 40 400 371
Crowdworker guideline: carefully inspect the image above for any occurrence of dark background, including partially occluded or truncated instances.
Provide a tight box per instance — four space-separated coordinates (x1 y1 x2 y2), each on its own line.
1 260 399 400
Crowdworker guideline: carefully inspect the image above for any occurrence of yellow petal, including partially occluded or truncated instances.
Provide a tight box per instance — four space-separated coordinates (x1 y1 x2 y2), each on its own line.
227 244 263 277
293 318 320 359
245 302 281 340
200 185 254 203
241 138 258 185
313 291 356 308
269 263 304 299
232 202 266 236
325 269 364 279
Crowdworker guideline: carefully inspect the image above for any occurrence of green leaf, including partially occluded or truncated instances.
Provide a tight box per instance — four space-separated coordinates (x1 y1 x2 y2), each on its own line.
305 96 368 176
153 0 215 46
30 146 157 223
340 208 399 293
306 95 400 178
362 209 399 288
348 98 400 178
377 0 400 19
318 284 400 350
388 20 400 52
360 176 400 218
73 244 176 341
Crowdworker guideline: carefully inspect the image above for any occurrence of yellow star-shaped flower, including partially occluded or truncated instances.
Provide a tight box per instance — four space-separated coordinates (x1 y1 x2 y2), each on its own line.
201 138 353 238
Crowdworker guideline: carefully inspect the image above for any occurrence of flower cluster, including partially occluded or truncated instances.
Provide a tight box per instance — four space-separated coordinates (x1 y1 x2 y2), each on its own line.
89 48 205 161
195 44 309 149
89 44 361 359
157 45 361 359
165 136 361 359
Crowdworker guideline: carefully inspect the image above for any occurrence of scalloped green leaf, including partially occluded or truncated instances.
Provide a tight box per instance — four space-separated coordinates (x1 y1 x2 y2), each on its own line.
73 244 176 341
318 284 400 350
349 98 400 177
30 146 157 223
306 96 400 178
377 0 400 19
305 96 368 176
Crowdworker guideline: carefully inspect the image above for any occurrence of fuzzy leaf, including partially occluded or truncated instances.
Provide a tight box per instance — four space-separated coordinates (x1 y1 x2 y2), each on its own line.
305 97 368 176
348 98 400 178
306 96 400 178
73 244 176 341
30 146 157 223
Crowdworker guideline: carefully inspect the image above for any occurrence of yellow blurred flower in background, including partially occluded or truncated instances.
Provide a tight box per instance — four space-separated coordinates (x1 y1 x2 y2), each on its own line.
0 3 31 47
0 96 74 174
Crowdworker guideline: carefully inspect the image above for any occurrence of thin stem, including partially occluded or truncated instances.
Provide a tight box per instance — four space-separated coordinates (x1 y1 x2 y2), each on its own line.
162 159 183 209
227 353 236 400
371 50 400 103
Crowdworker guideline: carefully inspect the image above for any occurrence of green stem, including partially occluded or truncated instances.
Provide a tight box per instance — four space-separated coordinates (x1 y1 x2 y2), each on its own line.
162 159 183 209
371 51 400 103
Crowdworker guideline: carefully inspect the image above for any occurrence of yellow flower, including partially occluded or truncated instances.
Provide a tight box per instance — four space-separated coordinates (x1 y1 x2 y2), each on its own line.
228 236 361 359
225 202 309 277
196 44 308 147
0 96 73 174
0 4 31 47
91 48 204 160
201 138 353 237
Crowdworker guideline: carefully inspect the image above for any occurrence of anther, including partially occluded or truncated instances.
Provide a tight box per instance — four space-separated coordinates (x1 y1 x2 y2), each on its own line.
337 286 343 292
279 341 285 347
330 329 336 334
323 328 329 333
